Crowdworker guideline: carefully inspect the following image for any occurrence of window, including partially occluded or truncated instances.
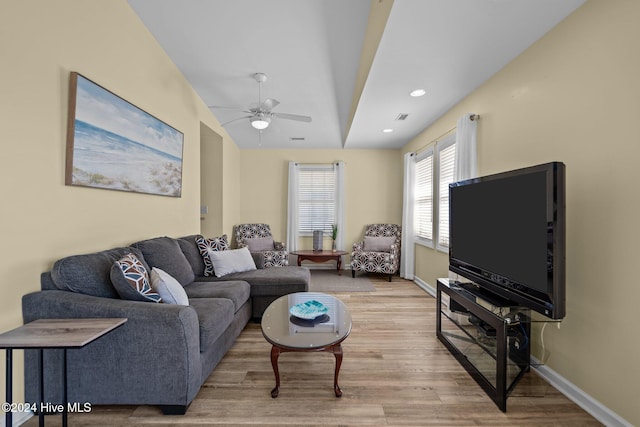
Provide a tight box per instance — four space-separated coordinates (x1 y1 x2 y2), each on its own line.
287 161 344 253
414 133 456 252
297 164 336 235
415 148 433 244
437 138 456 249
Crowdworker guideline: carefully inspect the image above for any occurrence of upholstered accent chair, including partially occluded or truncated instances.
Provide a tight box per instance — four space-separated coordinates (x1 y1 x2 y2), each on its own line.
234 223 289 268
351 224 401 282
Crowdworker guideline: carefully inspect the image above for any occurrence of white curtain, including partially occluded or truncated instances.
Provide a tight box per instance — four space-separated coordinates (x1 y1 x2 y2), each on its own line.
400 152 415 280
335 161 345 250
454 113 478 181
286 161 299 252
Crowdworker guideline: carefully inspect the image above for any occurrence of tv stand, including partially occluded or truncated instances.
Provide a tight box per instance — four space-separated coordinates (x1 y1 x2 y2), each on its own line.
436 278 531 411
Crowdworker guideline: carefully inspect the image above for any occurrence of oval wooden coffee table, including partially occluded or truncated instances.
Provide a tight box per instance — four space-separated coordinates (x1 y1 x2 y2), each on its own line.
261 292 352 398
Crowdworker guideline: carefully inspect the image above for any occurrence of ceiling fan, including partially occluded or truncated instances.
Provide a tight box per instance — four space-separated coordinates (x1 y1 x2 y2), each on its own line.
210 73 312 131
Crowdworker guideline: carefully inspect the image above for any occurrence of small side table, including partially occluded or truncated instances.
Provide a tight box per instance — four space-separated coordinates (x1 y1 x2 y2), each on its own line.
291 250 349 274
0 318 127 427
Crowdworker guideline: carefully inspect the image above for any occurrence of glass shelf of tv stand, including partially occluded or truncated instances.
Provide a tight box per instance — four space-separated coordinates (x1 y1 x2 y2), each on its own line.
436 278 531 412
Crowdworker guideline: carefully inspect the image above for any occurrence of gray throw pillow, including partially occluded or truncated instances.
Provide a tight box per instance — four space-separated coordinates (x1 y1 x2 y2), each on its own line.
363 236 397 252
51 247 147 298
244 236 275 252
130 237 195 286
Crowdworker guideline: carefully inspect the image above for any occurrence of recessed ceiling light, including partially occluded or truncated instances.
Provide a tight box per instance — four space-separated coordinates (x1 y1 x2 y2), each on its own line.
409 88 426 97
382 129 394 133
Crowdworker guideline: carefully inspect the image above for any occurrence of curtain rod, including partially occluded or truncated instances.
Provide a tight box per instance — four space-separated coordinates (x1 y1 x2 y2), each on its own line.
413 114 480 155
414 126 455 155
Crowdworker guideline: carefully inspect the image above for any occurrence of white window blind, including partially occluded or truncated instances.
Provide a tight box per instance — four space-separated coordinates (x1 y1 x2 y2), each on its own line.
437 141 456 248
415 151 434 243
298 165 336 234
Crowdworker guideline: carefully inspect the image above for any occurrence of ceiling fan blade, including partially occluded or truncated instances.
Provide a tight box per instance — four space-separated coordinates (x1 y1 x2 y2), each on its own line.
220 116 252 127
273 112 312 123
260 98 280 111
209 105 251 113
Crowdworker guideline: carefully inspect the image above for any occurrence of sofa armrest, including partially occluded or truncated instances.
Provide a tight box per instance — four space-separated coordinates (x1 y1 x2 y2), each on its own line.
22 290 202 406
273 241 286 251
352 241 364 253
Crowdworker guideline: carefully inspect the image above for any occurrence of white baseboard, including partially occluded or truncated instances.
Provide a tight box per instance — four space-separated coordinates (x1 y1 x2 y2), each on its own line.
0 410 32 427
530 357 632 427
413 276 436 297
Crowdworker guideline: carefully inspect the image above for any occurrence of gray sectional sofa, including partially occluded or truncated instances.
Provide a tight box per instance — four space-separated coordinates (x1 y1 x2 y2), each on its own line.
22 235 309 414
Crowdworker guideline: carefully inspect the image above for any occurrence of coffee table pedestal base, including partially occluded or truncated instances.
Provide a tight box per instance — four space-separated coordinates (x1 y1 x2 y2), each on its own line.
270 343 343 398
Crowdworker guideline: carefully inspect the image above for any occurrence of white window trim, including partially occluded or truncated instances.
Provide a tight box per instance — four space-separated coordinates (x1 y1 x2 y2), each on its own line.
297 163 337 237
414 147 434 249
287 161 345 252
412 133 456 253
434 134 456 253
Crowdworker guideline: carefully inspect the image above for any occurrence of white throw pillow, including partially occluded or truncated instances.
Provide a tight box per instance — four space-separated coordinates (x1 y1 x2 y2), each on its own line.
150 267 189 306
207 246 257 277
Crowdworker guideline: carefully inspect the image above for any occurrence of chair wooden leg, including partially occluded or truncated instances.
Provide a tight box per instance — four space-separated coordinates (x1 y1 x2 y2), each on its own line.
388 274 392 282
351 270 355 278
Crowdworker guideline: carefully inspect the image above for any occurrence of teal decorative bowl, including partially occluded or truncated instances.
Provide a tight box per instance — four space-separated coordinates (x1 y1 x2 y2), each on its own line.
289 300 329 319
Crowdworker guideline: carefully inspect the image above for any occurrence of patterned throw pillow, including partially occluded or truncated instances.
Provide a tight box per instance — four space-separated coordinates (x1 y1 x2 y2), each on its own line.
195 234 229 276
110 253 162 303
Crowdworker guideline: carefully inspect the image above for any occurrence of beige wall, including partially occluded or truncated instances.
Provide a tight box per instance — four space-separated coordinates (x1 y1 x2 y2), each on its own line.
403 0 639 424
236 149 402 254
1 0 637 424
200 123 224 237
0 0 235 405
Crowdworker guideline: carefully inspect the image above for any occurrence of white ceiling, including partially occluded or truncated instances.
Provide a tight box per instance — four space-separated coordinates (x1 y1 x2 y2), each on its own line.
128 0 585 150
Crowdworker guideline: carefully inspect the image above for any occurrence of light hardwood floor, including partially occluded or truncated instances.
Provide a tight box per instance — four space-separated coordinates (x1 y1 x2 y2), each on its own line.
24 276 601 426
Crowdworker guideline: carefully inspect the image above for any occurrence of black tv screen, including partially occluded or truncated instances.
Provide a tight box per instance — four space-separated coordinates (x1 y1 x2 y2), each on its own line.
449 162 566 319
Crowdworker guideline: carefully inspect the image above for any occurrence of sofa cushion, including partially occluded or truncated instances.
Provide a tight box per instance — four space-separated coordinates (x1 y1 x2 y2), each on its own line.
50 247 148 298
183 280 250 312
177 235 206 277
363 235 397 252
111 253 162 303
195 234 229 276
216 267 310 297
130 237 195 286
244 236 274 252
208 247 256 278
188 298 235 355
150 268 189 306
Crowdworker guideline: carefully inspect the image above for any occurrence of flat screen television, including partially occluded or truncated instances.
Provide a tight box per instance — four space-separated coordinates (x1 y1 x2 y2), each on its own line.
449 161 566 319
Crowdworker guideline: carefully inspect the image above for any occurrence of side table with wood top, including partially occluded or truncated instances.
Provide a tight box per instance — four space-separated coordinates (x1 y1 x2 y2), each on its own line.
291 250 348 274
0 318 127 427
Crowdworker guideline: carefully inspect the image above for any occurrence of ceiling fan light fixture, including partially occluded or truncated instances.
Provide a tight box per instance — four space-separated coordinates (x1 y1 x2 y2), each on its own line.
250 116 271 130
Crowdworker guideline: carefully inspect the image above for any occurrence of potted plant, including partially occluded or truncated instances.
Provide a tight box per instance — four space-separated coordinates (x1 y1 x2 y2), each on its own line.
331 224 338 252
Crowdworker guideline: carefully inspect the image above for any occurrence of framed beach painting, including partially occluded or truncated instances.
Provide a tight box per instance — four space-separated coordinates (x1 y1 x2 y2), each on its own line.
65 72 184 197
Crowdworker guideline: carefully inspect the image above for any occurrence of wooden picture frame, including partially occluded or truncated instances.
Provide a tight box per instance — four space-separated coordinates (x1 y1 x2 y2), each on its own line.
66 72 184 197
